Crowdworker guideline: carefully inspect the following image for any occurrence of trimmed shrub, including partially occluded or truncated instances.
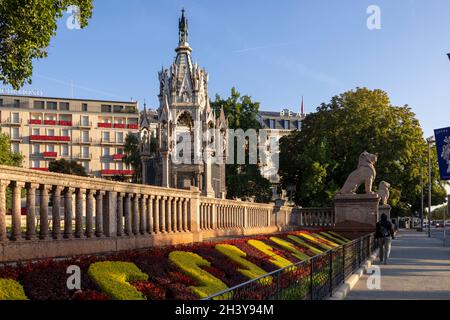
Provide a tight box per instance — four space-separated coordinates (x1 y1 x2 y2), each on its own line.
319 232 348 245
287 235 324 255
88 261 148 300
168 251 228 299
247 240 294 269
215 244 271 284
269 237 311 261
0 279 28 300
295 232 334 250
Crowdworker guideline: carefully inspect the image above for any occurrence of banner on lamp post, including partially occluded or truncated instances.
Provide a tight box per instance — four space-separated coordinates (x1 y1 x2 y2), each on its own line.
434 127 450 181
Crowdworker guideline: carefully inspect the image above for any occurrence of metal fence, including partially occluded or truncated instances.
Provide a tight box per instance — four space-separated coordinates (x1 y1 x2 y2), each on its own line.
204 233 377 300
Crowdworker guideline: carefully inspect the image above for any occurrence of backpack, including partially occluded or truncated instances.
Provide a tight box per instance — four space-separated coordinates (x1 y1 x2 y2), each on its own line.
379 223 390 238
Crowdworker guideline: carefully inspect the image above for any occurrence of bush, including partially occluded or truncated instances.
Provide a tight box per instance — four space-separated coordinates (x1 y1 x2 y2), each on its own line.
0 279 28 300
88 262 148 300
168 251 228 299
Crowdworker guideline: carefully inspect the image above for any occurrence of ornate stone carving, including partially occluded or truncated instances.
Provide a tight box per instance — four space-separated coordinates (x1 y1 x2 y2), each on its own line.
339 151 378 194
377 181 391 205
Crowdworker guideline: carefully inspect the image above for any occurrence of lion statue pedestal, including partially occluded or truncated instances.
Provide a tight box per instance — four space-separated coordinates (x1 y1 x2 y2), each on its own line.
334 193 380 233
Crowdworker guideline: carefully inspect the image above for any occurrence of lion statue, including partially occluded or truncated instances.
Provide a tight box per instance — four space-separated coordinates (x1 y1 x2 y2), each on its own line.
377 181 391 205
339 151 378 194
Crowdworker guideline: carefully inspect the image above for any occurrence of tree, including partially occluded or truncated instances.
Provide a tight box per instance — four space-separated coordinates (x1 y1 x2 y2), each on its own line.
0 132 23 166
49 159 87 176
279 87 447 216
211 87 272 203
123 133 141 183
0 0 93 89
431 205 449 220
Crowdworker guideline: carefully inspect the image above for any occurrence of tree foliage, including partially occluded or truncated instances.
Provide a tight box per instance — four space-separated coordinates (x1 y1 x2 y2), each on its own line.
0 0 93 89
124 133 141 183
211 87 272 203
431 205 449 220
0 132 23 166
279 87 447 216
49 159 87 176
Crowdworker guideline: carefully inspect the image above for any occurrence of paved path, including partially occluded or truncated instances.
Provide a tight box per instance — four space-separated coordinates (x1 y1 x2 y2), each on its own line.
346 229 450 300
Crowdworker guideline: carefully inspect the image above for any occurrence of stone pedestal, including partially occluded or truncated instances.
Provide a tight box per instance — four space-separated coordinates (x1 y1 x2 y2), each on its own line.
378 204 391 220
334 193 380 232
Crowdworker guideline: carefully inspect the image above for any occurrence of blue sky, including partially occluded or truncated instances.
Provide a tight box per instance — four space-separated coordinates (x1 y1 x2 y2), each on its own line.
5 0 450 137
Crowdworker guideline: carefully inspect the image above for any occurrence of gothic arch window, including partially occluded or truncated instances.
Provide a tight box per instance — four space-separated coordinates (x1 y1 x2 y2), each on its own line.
177 111 194 129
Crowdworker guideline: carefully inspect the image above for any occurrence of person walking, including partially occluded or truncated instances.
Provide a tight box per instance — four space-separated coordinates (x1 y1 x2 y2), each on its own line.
375 213 395 264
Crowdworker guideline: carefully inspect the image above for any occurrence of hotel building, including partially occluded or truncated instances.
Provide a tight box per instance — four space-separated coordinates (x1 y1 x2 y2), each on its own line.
0 94 140 179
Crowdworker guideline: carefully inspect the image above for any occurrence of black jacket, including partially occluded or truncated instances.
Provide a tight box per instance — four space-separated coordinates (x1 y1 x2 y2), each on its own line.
375 220 395 239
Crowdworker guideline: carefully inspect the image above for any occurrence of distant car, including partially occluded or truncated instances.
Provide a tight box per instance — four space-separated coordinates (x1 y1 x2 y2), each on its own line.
435 221 445 228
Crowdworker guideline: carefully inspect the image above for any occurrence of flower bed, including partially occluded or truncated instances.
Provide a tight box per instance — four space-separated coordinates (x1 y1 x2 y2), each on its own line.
0 230 350 300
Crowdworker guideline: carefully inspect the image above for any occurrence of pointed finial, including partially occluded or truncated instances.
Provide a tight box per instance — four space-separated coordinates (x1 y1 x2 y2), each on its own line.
179 8 189 45
300 96 305 116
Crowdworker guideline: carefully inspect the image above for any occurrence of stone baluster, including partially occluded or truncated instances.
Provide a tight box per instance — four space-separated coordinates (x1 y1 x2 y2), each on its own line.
25 183 39 240
85 189 95 238
63 187 74 239
140 195 147 235
0 180 9 242
154 196 160 234
147 196 154 234
124 193 132 235
95 191 104 237
132 194 139 235
161 197 167 233
75 188 85 238
51 186 62 239
183 198 188 232
176 198 182 232
205 204 210 229
116 192 123 236
11 181 25 241
167 197 173 233
39 185 51 240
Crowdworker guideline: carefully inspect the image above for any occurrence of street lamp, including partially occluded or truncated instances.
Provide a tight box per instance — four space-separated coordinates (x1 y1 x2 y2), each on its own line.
426 136 435 238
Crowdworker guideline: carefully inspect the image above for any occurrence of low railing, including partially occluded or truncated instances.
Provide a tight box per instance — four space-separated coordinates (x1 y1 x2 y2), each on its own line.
297 207 334 227
204 233 376 300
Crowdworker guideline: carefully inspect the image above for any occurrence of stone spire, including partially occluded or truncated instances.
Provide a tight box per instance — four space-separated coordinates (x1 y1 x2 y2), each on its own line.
178 9 190 50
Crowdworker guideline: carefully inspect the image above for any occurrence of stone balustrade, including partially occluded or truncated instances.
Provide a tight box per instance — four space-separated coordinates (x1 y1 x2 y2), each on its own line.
0 165 307 262
296 207 335 227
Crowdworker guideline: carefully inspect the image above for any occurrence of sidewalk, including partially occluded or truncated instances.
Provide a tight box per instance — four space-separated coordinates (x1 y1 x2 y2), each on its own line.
346 229 450 300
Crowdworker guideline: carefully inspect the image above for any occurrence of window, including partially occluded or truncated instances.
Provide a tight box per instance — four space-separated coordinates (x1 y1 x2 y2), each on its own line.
46 114 56 121
81 116 89 126
11 112 19 123
269 119 275 129
283 120 290 129
32 128 40 136
102 162 110 170
33 160 40 168
61 145 69 156
47 102 57 110
47 144 55 152
113 105 123 113
82 103 88 112
117 162 123 170
32 144 40 155
81 130 89 142
11 127 19 139
14 100 20 108
47 129 55 136
102 131 110 142
33 101 44 109
117 148 124 154
82 146 89 158
103 147 110 156
101 105 112 113
297 120 302 130
117 132 124 143
11 143 19 154
59 102 69 111
0 99 3 107
61 129 69 137
83 161 90 172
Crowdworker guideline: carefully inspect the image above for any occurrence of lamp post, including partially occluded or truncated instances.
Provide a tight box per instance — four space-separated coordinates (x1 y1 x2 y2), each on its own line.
421 165 424 231
427 136 435 238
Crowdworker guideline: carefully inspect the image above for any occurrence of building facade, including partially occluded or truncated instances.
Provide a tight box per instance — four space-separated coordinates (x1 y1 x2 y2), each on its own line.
140 10 227 198
0 94 139 179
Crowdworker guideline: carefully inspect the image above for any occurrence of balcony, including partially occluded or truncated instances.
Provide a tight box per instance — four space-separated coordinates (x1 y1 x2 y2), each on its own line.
2 118 22 126
30 135 71 142
78 153 92 161
78 121 92 129
101 170 135 176
42 152 57 159
59 120 72 126
127 124 139 130
29 119 42 125
98 123 112 128
74 137 92 144
113 154 125 161
31 168 49 172
43 120 57 126
114 123 126 129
